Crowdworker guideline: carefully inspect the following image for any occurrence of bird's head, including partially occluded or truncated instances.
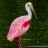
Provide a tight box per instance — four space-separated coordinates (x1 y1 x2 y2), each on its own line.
25 2 38 20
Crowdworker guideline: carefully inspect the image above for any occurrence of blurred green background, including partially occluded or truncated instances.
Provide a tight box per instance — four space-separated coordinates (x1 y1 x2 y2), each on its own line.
0 0 48 48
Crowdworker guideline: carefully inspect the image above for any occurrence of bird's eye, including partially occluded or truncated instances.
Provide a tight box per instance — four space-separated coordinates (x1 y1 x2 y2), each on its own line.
28 4 29 6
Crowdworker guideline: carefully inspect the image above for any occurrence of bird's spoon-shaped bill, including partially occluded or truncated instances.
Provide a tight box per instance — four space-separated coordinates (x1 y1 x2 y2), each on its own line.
29 3 38 20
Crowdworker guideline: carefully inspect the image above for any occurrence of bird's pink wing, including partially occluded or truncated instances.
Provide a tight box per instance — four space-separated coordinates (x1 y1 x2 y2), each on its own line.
7 16 30 41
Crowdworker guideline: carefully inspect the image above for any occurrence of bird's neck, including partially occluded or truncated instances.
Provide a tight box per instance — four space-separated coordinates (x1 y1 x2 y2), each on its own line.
28 8 32 19
26 7 32 20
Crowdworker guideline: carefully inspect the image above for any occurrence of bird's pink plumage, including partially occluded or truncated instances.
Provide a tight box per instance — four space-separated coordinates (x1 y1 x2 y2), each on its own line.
22 20 30 27
7 16 30 41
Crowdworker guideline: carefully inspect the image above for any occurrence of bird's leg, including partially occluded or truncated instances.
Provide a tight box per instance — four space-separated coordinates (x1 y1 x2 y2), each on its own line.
17 36 22 48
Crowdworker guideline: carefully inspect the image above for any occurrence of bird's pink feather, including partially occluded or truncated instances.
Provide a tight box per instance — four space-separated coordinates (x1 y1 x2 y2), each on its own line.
7 16 30 41
22 20 30 27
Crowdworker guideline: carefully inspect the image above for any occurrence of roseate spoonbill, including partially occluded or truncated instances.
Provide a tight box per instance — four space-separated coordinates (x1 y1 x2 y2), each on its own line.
7 2 37 48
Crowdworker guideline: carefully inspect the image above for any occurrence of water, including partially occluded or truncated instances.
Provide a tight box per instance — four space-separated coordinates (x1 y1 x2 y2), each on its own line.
0 0 48 48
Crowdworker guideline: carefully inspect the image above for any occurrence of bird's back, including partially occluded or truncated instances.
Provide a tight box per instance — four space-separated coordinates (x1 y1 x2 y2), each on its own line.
7 16 30 41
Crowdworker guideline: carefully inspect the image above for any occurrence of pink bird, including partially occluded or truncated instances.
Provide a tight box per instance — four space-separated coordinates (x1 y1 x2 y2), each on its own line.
7 2 37 48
